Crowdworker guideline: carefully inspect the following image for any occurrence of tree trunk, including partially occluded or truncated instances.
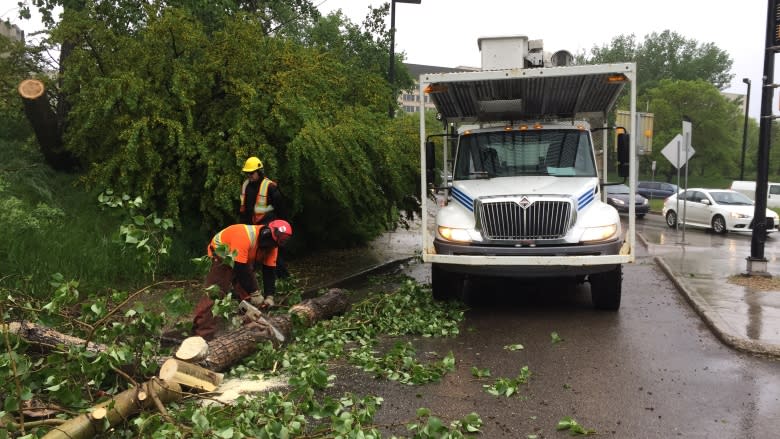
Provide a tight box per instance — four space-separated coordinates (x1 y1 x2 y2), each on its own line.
1 321 107 354
17 79 80 171
202 288 350 371
40 379 182 439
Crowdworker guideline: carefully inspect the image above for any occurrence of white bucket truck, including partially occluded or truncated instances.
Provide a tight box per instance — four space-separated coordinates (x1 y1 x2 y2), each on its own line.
417 36 638 310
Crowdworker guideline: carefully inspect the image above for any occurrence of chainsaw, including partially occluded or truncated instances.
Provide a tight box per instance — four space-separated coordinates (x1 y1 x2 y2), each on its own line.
238 300 285 343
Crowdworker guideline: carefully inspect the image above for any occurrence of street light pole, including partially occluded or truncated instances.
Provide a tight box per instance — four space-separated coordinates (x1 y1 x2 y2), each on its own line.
388 0 421 118
739 77 751 181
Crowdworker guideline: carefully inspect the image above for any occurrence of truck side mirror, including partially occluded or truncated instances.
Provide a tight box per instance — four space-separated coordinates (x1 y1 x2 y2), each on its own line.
617 133 630 178
425 141 436 185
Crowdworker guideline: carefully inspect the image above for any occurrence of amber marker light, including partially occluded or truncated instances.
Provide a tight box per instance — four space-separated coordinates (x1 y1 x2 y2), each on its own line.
606 74 628 83
463 130 472 136
504 126 513 131
424 84 448 94
533 122 543 129
518 125 528 131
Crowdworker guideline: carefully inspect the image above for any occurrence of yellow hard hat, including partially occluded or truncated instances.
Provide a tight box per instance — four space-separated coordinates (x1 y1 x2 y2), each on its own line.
242 156 263 172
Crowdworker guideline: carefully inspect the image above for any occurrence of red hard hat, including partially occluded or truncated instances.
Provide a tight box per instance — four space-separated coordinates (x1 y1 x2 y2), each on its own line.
268 220 292 245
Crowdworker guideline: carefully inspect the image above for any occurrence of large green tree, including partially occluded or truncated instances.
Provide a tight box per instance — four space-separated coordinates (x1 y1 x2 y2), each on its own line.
583 30 734 93
645 79 743 180
14 0 420 247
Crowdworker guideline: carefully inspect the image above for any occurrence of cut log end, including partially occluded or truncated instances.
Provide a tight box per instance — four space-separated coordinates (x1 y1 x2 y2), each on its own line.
18 79 45 100
159 358 223 393
175 336 209 362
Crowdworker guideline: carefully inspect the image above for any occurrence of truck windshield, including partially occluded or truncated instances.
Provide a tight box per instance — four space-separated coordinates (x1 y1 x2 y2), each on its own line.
453 129 596 179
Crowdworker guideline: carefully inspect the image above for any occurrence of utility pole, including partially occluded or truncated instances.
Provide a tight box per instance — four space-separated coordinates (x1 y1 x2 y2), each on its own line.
746 0 777 276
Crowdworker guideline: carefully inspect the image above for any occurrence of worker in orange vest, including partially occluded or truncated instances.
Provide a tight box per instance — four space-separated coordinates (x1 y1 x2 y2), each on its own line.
191 220 292 340
239 156 290 278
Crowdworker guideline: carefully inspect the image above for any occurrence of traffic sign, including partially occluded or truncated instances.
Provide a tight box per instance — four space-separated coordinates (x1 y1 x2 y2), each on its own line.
660 134 696 169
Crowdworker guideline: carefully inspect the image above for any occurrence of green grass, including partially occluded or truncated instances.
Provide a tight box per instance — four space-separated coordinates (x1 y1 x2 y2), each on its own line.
0 140 204 296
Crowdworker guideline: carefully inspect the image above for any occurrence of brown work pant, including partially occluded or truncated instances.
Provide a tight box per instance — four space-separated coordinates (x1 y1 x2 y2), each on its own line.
192 260 255 340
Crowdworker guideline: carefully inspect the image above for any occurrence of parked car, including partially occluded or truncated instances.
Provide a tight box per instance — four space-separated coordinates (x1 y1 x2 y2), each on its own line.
662 188 779 234
605 184 649 218
637 181 679 200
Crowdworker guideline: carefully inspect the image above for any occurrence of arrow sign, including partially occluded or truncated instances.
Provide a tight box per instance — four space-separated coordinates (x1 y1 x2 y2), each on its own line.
660 134 696 169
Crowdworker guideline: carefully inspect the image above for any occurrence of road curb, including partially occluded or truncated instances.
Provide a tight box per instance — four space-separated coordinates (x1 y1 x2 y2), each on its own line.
303 256 417 296
654 256 780 358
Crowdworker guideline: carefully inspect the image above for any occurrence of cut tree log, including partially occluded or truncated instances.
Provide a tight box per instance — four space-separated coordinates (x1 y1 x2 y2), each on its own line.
40 379 182 439
159 358 223 392
201 288 350 371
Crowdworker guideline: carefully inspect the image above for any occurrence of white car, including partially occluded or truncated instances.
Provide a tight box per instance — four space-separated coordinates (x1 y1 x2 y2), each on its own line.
663 188 779 234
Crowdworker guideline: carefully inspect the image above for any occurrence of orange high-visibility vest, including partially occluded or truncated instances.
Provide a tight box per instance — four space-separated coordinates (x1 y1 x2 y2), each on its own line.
207 224 277 267
240 177 276 223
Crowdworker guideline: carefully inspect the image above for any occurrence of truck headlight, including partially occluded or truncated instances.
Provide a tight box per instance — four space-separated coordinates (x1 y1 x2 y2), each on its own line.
581 224 618 242
438 226 471 242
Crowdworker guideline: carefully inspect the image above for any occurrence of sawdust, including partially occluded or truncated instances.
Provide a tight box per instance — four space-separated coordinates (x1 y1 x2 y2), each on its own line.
727 275 780 292
202 376 287 405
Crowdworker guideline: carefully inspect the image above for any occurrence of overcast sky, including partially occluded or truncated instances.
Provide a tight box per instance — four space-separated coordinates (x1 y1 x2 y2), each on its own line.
317 0 773 119
3 0 774 118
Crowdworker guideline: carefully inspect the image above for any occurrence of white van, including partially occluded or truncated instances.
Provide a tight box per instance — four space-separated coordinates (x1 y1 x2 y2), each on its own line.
729 181 780 208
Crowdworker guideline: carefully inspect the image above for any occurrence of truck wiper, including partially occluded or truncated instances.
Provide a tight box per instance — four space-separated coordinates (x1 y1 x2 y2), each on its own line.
468 171 492 179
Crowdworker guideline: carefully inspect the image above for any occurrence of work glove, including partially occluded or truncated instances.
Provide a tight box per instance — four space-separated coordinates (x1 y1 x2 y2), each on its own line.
263 295 275 307
249 293 265 307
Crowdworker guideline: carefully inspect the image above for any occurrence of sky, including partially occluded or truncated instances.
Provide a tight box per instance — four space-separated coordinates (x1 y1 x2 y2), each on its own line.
314 0 773 119
1 0 773 118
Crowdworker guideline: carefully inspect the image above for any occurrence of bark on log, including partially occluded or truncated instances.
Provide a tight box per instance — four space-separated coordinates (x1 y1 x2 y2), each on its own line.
1 321 108 354
40 379 182 439
201 288 350 371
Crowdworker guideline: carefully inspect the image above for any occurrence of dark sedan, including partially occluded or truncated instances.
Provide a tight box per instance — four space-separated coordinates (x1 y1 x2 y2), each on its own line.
605 184 649 218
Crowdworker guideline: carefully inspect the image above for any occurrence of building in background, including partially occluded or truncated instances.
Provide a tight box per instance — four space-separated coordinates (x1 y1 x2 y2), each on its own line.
399 63 477 114
0 21 25 43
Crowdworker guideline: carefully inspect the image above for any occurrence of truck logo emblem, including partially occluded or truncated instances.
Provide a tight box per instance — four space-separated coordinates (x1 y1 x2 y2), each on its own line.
518 197 531 209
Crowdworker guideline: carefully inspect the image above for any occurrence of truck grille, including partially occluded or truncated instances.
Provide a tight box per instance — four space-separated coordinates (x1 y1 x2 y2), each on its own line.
477 199 573 240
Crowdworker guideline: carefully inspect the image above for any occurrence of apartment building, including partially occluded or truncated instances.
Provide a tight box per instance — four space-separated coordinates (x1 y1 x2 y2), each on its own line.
0 21 25 43
398 63 477 114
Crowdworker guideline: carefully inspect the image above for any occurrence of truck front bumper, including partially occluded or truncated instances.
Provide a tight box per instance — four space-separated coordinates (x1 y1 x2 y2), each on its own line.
432 238 624 278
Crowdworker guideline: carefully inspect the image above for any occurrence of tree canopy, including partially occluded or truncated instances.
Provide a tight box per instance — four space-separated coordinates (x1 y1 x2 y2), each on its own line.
13 0 420 247
582 30 734 93
645 79 742 179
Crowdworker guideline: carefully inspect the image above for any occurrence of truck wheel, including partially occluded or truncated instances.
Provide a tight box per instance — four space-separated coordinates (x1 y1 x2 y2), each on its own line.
711 215 727 234
431 264 463 301
665 211 677 228
590 265 622 310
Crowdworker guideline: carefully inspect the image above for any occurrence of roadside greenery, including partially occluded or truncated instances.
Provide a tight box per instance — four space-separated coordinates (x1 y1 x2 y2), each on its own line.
1 275 483 437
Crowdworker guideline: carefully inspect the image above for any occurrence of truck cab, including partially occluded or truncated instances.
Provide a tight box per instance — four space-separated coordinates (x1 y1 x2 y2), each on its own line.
417 36 637 309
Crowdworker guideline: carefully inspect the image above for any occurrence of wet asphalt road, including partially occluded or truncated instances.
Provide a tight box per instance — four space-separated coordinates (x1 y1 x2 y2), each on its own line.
327 216 780 438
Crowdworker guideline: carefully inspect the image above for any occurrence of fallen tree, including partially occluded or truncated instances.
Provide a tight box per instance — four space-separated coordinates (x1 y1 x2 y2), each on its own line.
7 288 351 438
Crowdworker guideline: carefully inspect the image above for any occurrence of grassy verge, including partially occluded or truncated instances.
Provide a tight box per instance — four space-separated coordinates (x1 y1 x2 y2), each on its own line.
0 140 203 296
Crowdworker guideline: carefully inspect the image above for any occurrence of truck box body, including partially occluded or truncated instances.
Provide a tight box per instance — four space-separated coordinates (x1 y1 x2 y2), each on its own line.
730 180 780 208
417 36 637 309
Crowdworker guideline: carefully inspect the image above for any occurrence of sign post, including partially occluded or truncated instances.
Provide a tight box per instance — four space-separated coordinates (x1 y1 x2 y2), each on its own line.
660 124 696 244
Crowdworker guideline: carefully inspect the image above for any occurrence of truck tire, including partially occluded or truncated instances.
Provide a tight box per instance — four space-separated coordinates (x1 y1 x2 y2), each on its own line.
431 264 463 301
589 265 622 310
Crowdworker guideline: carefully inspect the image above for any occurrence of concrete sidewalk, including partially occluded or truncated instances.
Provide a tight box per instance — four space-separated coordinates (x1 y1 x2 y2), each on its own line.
638 221 780 357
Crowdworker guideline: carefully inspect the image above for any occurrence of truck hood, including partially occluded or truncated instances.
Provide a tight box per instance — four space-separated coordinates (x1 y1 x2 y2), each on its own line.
451 176 599 211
